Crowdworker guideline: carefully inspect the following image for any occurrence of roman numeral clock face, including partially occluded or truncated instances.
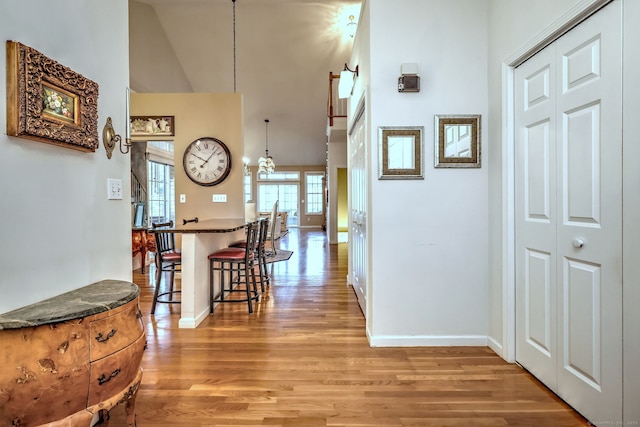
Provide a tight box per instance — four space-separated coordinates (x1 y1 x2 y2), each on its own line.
182 137 232 186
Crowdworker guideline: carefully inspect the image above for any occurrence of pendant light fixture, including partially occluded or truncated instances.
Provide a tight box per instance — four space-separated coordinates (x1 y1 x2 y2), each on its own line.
258 119 276 174
232 0 237 92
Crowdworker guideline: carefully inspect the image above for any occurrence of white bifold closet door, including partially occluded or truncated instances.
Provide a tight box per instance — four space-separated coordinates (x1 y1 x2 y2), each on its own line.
515 1 622 425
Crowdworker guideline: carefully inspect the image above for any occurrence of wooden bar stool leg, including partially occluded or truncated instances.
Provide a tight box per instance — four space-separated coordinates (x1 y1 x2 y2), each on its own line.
151 268 162 314
251 263 259 298
169 269 175 301
244 262 253 313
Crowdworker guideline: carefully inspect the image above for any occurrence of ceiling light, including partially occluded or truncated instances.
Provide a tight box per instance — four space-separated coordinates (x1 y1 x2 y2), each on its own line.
243 157 250 175
258 119 275 174
347 15 357 38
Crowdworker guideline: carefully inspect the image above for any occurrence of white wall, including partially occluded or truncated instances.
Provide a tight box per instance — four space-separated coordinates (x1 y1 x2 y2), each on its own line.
353 0 490 345
0 0 131 314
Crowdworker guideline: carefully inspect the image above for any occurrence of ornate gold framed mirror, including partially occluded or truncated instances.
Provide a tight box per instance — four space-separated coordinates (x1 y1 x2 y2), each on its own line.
378 126 424 179
434 115 481 168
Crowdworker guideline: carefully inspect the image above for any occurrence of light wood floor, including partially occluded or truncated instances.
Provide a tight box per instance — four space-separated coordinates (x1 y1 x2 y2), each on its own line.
112 228 589 426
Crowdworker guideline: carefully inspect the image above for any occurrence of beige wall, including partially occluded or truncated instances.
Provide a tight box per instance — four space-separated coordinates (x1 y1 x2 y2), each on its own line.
337 168 348 232
131 93 245 226
129 1 192 93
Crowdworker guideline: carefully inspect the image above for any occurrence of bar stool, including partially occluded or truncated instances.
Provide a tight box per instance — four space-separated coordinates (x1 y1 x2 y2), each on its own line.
229 217 270 292
208 221 260 314
150 221 181 315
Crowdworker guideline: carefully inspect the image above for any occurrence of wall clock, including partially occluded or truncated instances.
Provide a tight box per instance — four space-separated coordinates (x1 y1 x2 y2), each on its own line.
182 137 232 186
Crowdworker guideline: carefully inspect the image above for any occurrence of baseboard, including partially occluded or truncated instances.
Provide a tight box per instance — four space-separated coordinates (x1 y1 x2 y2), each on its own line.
487 336 504 358
177 306 210 329
368 334 488 347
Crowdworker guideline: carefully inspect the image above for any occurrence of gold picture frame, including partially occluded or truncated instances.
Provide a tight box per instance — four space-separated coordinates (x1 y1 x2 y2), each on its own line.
6 41 99 152
130 116 175 137
378 126 424 180
434 114 481 168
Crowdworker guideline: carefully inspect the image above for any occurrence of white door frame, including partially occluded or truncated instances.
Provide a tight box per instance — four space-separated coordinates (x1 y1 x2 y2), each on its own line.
500 0 613 363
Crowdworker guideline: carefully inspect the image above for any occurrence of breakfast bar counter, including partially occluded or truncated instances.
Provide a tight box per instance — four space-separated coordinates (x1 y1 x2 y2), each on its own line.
154 218 251 328
163 218 249 234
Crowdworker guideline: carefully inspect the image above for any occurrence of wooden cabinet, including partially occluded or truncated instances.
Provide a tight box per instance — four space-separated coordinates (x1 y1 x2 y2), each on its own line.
0 280 145 427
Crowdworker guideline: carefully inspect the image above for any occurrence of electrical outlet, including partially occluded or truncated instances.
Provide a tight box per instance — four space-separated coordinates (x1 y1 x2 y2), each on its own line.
107 178 123 200
212 194 227 203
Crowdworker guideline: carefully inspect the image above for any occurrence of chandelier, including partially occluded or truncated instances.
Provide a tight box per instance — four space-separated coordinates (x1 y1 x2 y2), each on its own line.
232 0 237 92
258 119 275 174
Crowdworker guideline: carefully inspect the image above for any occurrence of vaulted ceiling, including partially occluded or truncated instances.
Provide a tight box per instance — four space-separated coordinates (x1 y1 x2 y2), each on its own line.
131 0 361 166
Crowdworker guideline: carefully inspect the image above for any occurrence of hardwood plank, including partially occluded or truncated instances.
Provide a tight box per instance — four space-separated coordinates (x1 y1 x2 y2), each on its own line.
104 229 589 426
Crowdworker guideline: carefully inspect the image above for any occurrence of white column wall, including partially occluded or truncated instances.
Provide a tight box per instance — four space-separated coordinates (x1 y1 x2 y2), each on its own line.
365 0 490 345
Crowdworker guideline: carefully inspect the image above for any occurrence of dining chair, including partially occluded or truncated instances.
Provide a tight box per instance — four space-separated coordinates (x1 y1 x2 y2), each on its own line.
229 217 270 292
266 200 279 256
150 221 181 315
208 221 260 314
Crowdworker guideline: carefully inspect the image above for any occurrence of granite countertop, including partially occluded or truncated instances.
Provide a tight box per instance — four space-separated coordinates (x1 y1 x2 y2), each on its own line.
0 280 139 330
152 217 255 234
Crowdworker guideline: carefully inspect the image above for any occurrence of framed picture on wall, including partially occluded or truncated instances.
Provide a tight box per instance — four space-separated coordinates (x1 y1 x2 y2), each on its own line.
130 116 175 137
6 41 100 152
133 202 146 228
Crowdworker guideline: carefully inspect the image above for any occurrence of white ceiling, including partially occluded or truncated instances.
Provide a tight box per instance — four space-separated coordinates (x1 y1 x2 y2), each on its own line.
131 0 361 166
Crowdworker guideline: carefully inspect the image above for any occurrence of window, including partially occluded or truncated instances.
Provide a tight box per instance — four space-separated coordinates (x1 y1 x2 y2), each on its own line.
244 173 252 202
305 172 324 215
148 140 174 153
258 183 298 213
257 171 300 181
146 141 175 225
257 173 300 227
148 161 175 225
147 140 176 225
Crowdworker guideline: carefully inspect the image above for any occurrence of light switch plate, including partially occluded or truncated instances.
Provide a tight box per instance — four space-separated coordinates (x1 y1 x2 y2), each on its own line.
212 194 227 203
179 194 186 203
107 178 123 200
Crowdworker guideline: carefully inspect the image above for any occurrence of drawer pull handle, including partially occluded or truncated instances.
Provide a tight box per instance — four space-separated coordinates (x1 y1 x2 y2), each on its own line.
95 329 117 343
98 368 121 385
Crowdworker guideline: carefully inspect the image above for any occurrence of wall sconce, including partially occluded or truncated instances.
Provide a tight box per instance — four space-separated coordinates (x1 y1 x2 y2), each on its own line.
398 63 420 92
102 117 131 158
103 87 132 158
338 63 359 99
